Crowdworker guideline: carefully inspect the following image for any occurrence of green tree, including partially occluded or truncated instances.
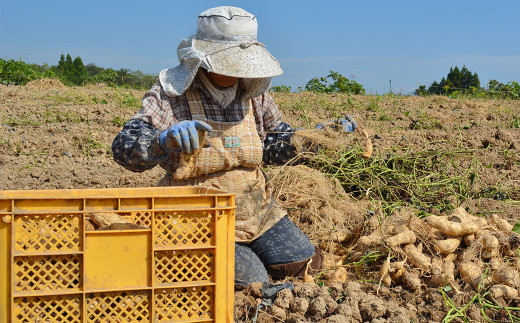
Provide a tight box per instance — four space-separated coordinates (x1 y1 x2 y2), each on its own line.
70 56 87 85
305 70 365 94
65 54 73 73
94 68 117 85
414 85 427 96
85 63 104 77
416 66 480 96
57 54 66 73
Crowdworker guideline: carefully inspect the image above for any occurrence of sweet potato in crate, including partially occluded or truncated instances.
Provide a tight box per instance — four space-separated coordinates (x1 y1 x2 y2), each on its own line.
0 186 235 322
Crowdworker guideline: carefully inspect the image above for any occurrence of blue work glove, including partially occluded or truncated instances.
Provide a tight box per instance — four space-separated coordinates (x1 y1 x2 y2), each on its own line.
315 115 357 132
159 120 213 154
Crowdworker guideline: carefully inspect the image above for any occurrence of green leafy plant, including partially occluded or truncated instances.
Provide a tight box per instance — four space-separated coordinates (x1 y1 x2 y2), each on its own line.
305 70 365 94
111 115 127 127
511 117 520 129
0 58 40 85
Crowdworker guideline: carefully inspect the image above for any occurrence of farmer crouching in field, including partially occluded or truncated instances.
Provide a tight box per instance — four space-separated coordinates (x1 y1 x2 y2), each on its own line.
112 6 354 286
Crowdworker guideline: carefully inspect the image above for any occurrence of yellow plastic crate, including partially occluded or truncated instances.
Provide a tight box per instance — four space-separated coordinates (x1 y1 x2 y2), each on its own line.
0 187 235 322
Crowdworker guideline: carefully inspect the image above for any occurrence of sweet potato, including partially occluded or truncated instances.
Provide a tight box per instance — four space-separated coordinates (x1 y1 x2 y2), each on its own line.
358 224 397 247
429 256 456 287
482 234 499 250
327 267 348 285
433 237 462 254
464 234 475 246
492 267 520 288
490 214 513 233
425 215 478 236
386 229 416 248
89 212 133 229
303 258 315 283
482 249 498 260
321 231 354 243
429 273 452 287
489 258 502 271
402 272 421 291
481 234 499 260
443 256 456 282
489 284 518 299
390 260 406 281
449 207 487 227
404 244 431 271
431 258 443 276
459 262 490 289
357 230 382 247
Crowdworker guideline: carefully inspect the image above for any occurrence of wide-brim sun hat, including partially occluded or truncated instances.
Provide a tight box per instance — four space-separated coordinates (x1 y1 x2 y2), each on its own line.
160 6 283 97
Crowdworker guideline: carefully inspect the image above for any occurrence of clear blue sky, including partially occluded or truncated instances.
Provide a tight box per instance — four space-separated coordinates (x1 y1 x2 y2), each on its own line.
1 0 519 94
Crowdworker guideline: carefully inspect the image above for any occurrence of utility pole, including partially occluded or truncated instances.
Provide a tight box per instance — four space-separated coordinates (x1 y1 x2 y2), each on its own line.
389 80 392 94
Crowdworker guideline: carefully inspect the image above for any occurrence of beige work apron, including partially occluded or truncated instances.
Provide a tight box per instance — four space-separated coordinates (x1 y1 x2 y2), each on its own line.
158 90 286 242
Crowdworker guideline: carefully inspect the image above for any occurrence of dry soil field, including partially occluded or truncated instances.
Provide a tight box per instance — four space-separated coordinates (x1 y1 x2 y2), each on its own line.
1 80 519 322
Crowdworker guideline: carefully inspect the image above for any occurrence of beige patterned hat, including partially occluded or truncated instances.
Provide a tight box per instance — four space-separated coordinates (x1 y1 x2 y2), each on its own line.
159 6 283 97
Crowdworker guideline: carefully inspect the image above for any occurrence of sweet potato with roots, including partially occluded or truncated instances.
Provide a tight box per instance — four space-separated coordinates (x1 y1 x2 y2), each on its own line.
402 271 421 291
459 262 490 289
492 267 520 288
390 260 406 281
358 230 382 247
489 258 502 271
425 215 479 236
449 207 488 227
489 284 518 299
433 237 462 254
481 234 499 260
403 244 431 271
327 266 348 285
386 229 416 248
490 214 513 233
429 256 456 287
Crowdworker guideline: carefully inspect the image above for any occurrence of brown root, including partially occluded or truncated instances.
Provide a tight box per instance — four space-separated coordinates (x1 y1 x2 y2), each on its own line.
379 254 391 287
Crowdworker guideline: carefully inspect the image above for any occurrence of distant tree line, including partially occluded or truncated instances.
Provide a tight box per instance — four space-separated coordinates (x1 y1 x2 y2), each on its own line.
2 57 519 99
0 55 157 89
414 65 520 99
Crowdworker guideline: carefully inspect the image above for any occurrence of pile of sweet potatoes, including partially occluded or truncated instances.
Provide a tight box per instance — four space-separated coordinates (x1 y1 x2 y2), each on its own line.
321 207 519 298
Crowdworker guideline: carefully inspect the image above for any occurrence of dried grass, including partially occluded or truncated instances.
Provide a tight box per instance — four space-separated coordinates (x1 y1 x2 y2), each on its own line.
26 78 66 90
266 165 366 242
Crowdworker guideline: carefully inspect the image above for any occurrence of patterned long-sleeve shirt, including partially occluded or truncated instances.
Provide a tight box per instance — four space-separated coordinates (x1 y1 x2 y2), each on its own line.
112 76 296 173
